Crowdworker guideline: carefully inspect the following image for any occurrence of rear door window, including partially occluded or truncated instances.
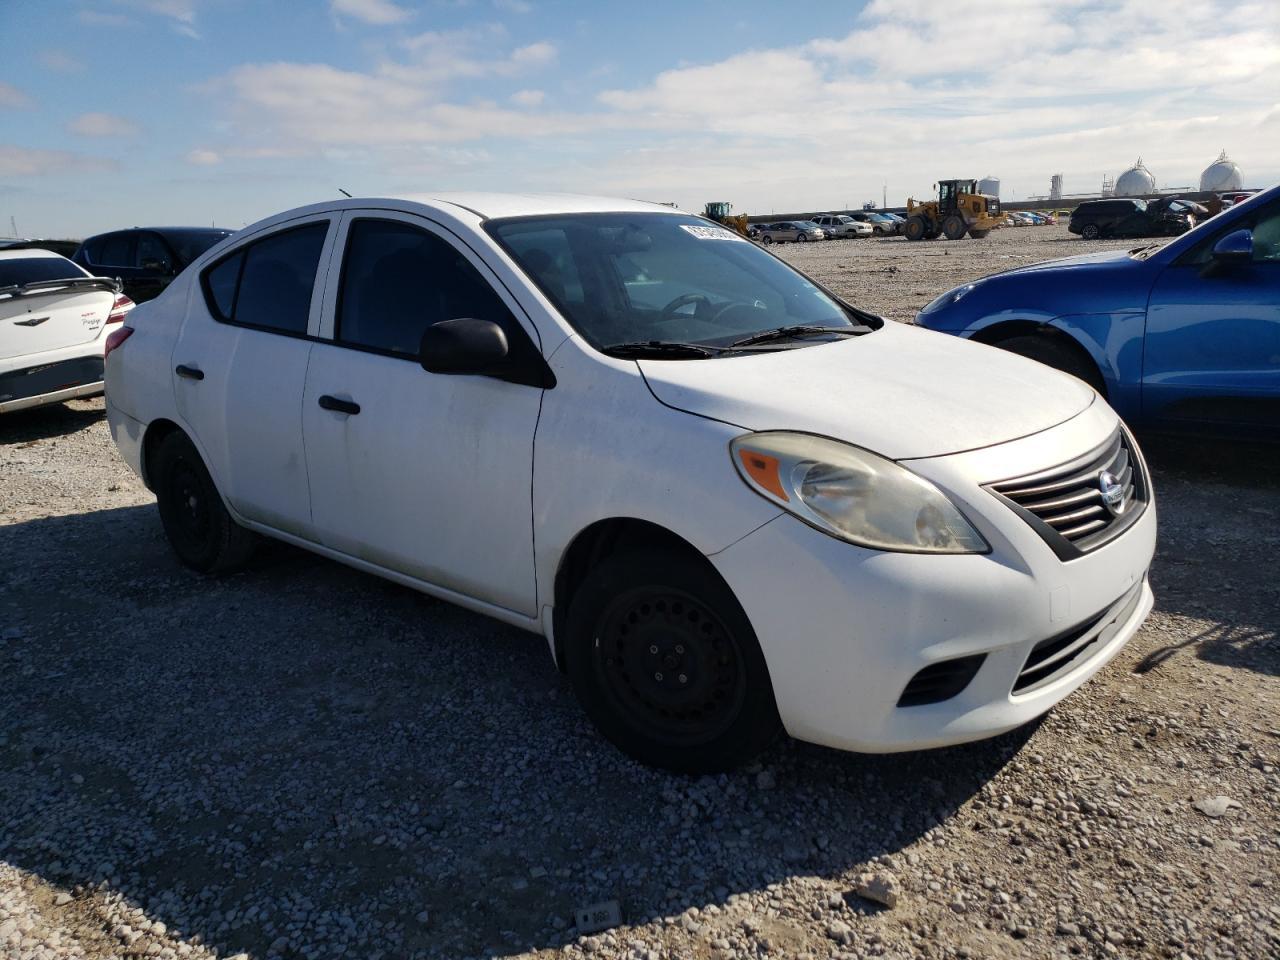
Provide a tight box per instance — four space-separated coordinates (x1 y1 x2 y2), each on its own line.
200 222 328 335
98 233 133 267
135 233 173 272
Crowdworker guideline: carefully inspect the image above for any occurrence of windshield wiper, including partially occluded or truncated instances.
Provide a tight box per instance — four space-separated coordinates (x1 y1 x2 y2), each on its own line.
602 340 722 359
727 324 863 348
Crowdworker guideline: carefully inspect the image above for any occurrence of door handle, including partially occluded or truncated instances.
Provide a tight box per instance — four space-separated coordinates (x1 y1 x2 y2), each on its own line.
175 364 204 381
318 394 360 416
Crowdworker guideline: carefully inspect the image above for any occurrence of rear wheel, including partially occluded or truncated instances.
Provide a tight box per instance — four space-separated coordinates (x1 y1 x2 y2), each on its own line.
943 215 967 240
1081 223 1100 240
903 216 928 241
565 550 781 773
995 334 1106 395
152 431 256 574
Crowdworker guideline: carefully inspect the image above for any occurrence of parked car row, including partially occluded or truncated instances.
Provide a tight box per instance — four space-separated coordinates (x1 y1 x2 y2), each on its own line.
747 211 906 243
1 225 231 414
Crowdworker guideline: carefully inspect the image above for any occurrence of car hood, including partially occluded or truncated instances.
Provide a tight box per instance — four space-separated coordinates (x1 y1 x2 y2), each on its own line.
995 248 1134 275
639 321 1095 460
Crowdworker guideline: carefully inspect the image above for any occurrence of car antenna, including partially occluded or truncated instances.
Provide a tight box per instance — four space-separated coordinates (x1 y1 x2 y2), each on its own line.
338 188 352 198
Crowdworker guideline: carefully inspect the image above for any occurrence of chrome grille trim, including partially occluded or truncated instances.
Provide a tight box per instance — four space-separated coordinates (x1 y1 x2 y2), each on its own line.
984 426 1149 560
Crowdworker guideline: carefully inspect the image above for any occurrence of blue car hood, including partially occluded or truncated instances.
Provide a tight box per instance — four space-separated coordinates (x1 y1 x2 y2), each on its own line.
994 248 1135 276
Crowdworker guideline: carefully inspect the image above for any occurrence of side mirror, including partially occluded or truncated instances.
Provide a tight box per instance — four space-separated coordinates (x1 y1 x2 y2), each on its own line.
419 318 508 375
1210 229 1252 266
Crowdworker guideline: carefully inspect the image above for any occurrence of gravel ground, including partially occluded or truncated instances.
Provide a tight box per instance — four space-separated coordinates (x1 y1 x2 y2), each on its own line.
2 224 1278 960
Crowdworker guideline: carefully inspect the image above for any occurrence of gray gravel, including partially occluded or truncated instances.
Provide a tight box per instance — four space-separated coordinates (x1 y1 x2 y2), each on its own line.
2 224 1278 960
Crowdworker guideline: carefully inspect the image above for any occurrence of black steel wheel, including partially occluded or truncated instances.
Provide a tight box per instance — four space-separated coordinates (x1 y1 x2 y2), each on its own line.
565 550 780 772
152 431 256 574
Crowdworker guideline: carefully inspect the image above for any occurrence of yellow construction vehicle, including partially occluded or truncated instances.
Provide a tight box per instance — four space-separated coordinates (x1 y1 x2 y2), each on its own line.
903 179 1002 240
703 201 750 237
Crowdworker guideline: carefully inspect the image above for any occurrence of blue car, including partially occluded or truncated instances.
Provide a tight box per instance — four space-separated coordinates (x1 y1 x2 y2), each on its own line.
915 184 1280 439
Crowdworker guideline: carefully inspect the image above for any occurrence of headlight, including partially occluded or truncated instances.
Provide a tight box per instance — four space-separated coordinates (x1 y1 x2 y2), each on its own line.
920 282 978 314
730 432 988 554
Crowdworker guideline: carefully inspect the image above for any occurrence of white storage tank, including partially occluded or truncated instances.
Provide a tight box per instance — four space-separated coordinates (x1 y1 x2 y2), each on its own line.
977 176 1001 197
1115 158 1157 197
1200 150 1244 192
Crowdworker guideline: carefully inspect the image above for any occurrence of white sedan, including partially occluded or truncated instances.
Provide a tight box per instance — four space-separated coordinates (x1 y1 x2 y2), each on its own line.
1 249 134 413
104 194 1156 772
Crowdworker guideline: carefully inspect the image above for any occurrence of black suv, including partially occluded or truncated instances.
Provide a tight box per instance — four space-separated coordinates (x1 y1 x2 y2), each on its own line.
1068 199 1190 240
73 227 233 302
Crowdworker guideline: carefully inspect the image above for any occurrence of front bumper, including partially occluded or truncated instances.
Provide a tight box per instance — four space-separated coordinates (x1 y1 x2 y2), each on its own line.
710 403 1156 753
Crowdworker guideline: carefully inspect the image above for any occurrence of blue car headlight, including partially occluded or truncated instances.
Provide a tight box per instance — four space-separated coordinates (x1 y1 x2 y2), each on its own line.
920 282 979 315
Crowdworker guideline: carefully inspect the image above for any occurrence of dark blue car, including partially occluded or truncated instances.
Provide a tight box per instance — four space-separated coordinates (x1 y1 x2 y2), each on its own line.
915 185 1280 439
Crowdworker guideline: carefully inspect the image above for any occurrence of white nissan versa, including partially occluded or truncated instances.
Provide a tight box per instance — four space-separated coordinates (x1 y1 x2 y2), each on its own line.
105 194 1156 772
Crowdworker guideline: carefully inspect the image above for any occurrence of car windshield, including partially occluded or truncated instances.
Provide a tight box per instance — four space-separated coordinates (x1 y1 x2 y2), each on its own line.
835 216 854 223
1132 199 1148 212
162 228 234 264
488 213 873 355
0 256 84 287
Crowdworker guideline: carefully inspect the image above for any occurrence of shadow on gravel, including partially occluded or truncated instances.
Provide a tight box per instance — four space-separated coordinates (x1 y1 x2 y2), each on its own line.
0 399 105 444
1140 434 1280 679
0 503 1034 959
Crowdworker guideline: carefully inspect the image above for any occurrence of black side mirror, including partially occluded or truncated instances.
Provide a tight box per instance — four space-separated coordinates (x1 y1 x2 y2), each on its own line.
1210 228 1252 266
419 318 509 375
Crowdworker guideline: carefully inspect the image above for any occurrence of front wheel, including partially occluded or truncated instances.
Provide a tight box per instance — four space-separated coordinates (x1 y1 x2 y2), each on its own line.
903 216 928 241
565 550 781 773
153 431 256 574
762 235 773 244
797 233 808 242
1081 223 1100 240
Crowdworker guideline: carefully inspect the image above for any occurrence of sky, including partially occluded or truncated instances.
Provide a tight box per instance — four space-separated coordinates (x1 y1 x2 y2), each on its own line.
2 0 1278 238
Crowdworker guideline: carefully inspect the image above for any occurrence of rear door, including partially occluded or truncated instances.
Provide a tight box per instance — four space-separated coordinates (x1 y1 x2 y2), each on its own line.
0 257 112 357
172 214 338 535
131 231 178 303
1143 199 1280 436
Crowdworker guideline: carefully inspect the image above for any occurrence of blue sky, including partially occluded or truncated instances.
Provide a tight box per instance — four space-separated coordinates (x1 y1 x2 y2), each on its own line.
2 0 1277 238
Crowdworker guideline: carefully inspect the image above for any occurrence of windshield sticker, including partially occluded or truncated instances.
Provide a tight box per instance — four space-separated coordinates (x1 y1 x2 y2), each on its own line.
680 224 748 242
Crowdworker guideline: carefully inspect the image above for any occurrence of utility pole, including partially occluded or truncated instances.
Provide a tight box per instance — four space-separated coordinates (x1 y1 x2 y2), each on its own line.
882 182 887 209
9 216 16 237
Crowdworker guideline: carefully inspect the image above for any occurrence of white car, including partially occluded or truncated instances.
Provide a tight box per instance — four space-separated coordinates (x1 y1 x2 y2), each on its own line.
810 214 873 239
2 249 134 413
105 194 1156 773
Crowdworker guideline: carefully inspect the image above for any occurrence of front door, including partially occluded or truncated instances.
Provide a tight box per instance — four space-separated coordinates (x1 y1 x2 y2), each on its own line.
301 211 544 616
1143 199 1280 436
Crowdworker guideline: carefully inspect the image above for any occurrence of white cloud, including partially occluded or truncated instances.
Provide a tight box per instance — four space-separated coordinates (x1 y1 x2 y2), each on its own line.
493 0 532 12
186 148 221 165
39 50 84 73
114 0 200 37
0 83 29 109
68 112 140 137
510 88 544 107
0 145 114 177
78 9 133 26
331 0 411 25
191 0 1279 209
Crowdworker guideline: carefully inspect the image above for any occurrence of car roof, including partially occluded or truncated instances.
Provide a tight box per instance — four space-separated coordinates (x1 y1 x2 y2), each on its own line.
0 248 67 261
415 192 678 220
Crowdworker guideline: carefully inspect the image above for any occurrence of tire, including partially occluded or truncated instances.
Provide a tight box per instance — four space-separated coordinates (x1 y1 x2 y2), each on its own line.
762 235 772 244
968 228 990 239
797 233 808 242
1081 223 1100 240
995 334 1106 395
903 216 928 241
565 549 781 773
152 431 256 574
942 215 967 240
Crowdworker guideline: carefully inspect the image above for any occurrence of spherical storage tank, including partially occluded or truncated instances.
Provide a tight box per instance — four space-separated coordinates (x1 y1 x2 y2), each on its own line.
1115 158 1156 197
977 176 1000 197
1200 150 1243 192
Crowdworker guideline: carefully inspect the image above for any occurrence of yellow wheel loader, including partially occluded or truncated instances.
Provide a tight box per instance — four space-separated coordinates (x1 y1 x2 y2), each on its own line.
903 180 1002 240
702 201 750 237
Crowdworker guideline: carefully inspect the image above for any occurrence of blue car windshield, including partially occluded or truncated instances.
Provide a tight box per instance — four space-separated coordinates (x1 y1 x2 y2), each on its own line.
487 213 874 353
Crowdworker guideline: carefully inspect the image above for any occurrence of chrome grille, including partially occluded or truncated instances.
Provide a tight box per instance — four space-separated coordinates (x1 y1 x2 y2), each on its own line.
985 428 1147 559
